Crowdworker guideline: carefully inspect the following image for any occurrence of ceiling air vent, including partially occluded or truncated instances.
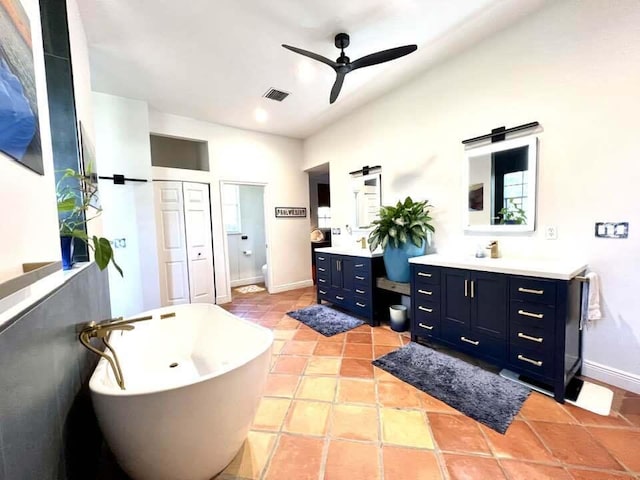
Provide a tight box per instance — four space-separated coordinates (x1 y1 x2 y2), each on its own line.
263 88 290 102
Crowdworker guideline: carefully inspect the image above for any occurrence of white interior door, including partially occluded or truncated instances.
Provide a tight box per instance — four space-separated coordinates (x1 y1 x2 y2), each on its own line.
154 181 190 306
183 182 216 303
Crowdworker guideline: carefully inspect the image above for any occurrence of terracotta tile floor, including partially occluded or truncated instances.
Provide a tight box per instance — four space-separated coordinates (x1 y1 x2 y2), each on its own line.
214 286 640 480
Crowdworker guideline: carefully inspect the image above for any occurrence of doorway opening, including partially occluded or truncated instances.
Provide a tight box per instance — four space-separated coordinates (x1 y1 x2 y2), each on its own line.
307 163 331 284
221 182 269 299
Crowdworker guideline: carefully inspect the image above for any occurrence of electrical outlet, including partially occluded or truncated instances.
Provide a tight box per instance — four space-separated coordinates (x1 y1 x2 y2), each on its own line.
545 225 558 240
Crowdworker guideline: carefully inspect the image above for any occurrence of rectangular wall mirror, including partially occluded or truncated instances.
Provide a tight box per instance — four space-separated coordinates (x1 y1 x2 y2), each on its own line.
464 135 537 232
351 172 382 229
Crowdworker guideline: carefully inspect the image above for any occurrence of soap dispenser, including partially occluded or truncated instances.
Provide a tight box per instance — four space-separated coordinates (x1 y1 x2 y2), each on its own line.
487 240 499 259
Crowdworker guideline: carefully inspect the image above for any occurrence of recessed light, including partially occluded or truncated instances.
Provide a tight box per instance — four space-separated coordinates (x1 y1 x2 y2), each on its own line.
254 108 268 123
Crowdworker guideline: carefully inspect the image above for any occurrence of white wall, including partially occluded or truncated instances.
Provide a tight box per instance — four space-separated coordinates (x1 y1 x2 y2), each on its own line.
0 0 59 282
227 185 267 287
92 93 160 316
150 110 310 301
304 0 640 390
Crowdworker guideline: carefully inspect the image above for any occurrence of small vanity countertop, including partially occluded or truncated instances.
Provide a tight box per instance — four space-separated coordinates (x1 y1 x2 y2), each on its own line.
314 246 383 258
409 254 587 280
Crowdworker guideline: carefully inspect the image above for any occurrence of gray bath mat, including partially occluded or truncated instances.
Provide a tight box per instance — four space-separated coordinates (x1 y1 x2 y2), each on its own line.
287 304 365 336
372 342 531 434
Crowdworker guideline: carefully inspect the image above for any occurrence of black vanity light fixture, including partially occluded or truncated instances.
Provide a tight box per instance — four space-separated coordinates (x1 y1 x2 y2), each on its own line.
98 174 148 185
349 165 381 176
462 121 540 145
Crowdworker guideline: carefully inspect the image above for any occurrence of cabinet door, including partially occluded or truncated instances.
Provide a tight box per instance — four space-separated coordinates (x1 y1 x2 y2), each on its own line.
330 256 343 289
471 271 507 338
341 257 355 292
442 269 470 327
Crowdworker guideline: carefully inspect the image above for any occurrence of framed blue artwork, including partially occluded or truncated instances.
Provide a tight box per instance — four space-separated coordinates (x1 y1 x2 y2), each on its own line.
0 0 43 175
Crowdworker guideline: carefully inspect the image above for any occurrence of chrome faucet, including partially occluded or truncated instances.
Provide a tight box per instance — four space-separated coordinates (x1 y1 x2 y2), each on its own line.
79 312 176 390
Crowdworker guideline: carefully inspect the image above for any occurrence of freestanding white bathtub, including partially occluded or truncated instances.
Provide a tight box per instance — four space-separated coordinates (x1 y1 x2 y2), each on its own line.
89 303 273 480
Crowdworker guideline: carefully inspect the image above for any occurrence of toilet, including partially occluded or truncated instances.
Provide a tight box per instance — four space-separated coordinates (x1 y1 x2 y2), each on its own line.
261 264 269 290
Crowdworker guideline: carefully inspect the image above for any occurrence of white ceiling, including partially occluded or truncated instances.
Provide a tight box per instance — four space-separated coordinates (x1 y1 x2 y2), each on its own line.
78 0 547 139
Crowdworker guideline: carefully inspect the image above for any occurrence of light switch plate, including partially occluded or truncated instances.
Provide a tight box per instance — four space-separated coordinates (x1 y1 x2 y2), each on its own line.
544 225 558 240
595 222 628 238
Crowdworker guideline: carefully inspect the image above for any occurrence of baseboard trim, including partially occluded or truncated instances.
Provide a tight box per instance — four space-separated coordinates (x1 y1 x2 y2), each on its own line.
269 279 313 294
216 294 232 305
230 276 264 288
582 360 640 394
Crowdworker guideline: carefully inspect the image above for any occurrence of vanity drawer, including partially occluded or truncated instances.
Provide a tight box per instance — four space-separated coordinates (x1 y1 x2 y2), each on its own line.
510 277 557 305
510 301 556 329
317 286 332 302
509 345 554 379
510 321 553 352
414 265 440 285
316 264 330 276
315 254 330 268
352 296 372 316
330 290 349 307
414 284 440 302
316 274 330 287
441 323 506 363
413 302 440 337
353 261 371 274
353 285 370 297
352 270 371 284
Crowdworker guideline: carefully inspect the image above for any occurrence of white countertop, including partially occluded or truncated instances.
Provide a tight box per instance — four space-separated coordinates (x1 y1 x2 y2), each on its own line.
409 254 587 280
315 246 383 258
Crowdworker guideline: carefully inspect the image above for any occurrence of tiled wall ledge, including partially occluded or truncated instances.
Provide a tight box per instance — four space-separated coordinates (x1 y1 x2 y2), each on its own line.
0 262 92 332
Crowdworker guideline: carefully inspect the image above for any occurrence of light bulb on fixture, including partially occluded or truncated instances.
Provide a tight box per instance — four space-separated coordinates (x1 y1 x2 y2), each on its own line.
254 108 268 123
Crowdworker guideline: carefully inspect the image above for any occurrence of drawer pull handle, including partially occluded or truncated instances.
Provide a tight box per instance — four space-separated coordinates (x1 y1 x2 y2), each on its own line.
336 295 344 301
418 272 432 277
418 289 433 296
518 354 543 367
355 264 364 268
356 302 366 308
518 332 544 343
518 309 544 319
518 287 544 295
355 275 365 280
319 290 327 295
318 256 325 261
318 267 326 272
418 306 433 313
418 323 434 330
355 289 365 294
318 278 326 283
460 336 479 346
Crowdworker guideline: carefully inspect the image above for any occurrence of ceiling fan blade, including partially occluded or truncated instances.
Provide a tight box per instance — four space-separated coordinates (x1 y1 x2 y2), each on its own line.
351 45 417 71
282 44 338 69
329 71 346 104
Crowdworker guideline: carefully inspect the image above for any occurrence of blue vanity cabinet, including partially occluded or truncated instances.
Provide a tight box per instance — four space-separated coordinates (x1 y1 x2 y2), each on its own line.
410 259 583 403
315 252 383 325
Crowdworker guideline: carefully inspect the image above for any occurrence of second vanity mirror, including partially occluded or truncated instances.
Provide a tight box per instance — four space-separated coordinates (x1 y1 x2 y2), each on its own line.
351 171 382 229
464 135 537 232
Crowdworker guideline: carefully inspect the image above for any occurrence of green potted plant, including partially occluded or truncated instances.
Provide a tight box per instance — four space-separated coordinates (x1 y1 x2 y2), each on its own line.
499 200 527 225
368 196 435 283
56 168 122 275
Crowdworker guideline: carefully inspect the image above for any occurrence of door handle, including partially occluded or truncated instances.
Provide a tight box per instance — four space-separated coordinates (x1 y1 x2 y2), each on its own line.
464 279 468 297
518 287 544 295
517 332 544 343
470 280 475 299
518 309 544 319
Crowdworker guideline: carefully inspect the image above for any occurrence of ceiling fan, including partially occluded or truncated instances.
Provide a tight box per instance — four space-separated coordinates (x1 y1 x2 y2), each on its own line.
282 33 417 104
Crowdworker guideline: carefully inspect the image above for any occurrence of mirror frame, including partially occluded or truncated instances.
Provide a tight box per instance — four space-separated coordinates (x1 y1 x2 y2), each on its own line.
463 135 538 233
351 172 382 231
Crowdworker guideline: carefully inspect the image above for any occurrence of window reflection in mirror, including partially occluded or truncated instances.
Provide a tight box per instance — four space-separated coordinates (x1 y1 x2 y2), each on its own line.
352 172 381 229
465 136 537 232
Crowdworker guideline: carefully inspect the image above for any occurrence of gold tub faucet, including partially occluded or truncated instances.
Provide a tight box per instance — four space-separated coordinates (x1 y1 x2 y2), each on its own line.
79 312 176 390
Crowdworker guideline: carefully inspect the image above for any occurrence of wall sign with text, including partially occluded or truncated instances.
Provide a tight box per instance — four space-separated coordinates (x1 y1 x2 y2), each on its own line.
275 207 307 218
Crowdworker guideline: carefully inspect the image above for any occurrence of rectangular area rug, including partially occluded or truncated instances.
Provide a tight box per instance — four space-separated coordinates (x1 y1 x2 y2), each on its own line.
287 304 364 336
372 342 531 434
